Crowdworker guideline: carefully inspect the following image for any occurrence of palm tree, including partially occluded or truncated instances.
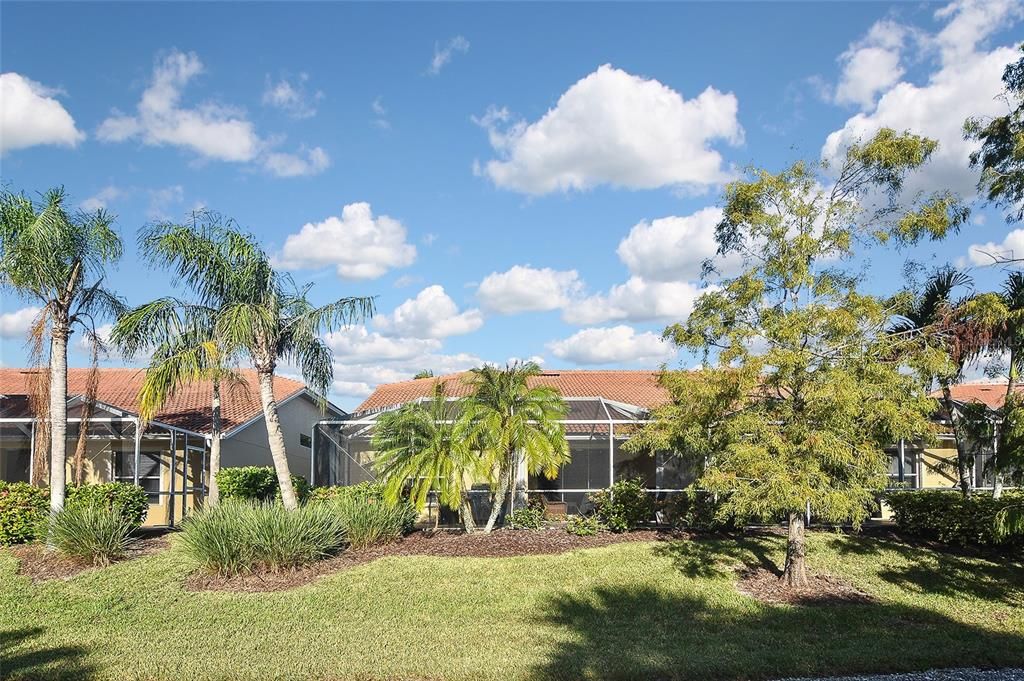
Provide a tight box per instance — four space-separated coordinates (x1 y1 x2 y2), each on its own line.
462 362 569 533
987 272 1024 497
111 215 244 506
891 266 991 497
138 220 374 510
0 187 124 514
372 382 480 532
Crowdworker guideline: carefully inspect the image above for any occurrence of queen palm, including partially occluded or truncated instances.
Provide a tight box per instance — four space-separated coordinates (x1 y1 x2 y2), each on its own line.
111 215 244 506
141 221 373 510
462 362 569 533
0 187 124 513
373 382 480 532
989 272 1024 497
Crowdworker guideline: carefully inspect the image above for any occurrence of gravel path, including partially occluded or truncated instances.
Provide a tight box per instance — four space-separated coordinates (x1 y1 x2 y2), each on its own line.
776 669 1024 681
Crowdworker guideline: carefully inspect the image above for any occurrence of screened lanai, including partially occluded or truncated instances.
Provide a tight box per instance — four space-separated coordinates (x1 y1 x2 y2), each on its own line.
312 396 699 518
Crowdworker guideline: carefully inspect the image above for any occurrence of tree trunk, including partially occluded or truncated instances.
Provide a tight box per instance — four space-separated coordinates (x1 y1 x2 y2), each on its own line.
782 512 808 588
483 457 512 533
941 383 972 498
256 369 299 511
995 362 1017 500
72 396 93 486
207 379 222 507
49 332 69 515
460 492 476 534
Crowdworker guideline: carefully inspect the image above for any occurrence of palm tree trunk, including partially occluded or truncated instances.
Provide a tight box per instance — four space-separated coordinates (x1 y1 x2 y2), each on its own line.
941 382 972 498
49 331 69 514
483 457 512 533
72 395 94 486
782 511 808 588
256 369 299 511
207 379 222 506
995 360 1018 499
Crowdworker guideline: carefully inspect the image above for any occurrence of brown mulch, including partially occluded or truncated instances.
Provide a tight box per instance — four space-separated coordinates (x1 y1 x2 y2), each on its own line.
736 566 878 606
186 527 675 593
10 534 170 583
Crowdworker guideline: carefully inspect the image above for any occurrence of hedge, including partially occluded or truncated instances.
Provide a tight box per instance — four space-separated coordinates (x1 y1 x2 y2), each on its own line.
0 482 49 545
67 483 148 528
215 466 311 504
885 489 1024 548
0 481 148 545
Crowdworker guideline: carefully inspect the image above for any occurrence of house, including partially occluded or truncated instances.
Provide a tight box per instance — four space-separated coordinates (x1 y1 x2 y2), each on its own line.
313 372 1011 520
0 368 343 526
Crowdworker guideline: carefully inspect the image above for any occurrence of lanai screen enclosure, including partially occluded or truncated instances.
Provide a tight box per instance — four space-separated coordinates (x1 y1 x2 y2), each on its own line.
312 395 698 521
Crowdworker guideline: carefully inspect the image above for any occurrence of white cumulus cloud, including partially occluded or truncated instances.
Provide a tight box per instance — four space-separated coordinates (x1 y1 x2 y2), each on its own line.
80 186 123 212
821 0 1024 199
475 64 742 195
324 326 442 362
966 229 1024 266
0 306 40 339
0 73 85 154
548 325 676 365
833 20 912 110
563 278 705 326
275 202 416 279
262 73 322 119
374 285 483 339
428 36 470 76
262 146 330 178
477 266 583 314
616 207 740 282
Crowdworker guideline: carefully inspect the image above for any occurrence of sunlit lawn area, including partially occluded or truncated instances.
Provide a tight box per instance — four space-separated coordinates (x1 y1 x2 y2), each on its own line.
2 532 1022 681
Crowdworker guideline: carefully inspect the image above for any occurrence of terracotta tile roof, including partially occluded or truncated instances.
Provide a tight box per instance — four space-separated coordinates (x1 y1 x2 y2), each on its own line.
356 369 669 413
0 368 308 435
929 382 1021 411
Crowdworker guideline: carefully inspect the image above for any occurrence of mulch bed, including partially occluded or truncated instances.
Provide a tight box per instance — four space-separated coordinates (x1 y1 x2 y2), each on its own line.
186 527 673 593
736 566 878 606
10 534 170 583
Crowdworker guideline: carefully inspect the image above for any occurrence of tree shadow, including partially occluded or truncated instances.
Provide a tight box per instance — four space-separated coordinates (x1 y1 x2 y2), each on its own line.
652 532 783 578
529 581 1024 680
0 627 97 680
830 532 1024 605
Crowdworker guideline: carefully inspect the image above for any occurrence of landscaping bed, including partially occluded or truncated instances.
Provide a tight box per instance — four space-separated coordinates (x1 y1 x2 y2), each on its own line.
186 527 671 592
10 534 170 583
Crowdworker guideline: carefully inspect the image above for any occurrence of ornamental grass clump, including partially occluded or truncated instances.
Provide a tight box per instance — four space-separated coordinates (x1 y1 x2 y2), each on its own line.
47 503 136 566
180 501 348 576
330 495 410 550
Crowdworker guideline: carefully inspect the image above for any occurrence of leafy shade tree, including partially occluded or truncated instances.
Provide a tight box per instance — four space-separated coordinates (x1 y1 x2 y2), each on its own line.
111 215 249 506
0 187 124 514
412 370 435 379
965 44 1024 223
373 382 480 532
631 129 967 587
462 362 569 533
140 222 374 510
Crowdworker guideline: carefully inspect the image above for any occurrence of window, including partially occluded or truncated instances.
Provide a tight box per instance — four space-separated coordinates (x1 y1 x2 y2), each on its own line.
300 433 311 448
114 450 163 503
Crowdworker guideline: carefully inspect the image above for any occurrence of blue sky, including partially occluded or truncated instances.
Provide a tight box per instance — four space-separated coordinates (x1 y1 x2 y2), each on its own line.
1 1 1022 409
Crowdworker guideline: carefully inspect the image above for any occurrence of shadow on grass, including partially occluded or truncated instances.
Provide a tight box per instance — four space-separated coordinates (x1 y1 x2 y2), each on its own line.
0 627 96 680
652 533 782 579
832 532 1024 605
530 580 1024 680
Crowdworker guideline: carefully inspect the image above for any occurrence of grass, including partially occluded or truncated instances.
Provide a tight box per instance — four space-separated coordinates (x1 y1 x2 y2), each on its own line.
1 532 1022 680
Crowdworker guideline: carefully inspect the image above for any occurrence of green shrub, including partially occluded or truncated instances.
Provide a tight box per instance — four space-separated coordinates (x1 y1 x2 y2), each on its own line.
566 515 602 537
328 494 411 550
659 489 734 531
180 501 347 576
589 478 655 533
0 482 49 545
309 482 417 534
216 467 309 504
47 504 135 566
886 490 1024 548
506 505 545 530
67 483 148 527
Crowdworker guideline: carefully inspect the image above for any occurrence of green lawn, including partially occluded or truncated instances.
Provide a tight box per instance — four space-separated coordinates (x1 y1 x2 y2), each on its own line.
1 532 1022 681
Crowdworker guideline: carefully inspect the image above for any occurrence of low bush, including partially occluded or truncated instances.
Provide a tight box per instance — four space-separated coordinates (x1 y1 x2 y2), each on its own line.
47 504 135 566
566 515 602 537
589 478 655 533
659 489 735 531
309 482 417 534
886 490 1024 547
0 482 49 545
506 504 545 530
216 467 310 504
66 483 148 528
180 501 347 576
328 495 411 550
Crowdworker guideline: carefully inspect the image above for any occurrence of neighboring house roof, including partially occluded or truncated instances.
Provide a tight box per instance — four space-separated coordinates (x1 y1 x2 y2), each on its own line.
0 368 314 436
356 369 670 413
929 382 1021 412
